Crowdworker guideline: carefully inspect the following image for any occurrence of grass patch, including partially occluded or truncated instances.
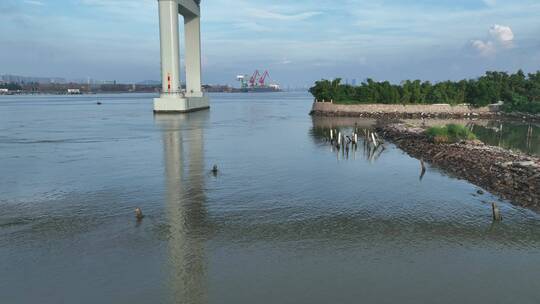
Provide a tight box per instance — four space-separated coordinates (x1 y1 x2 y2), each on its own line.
426 124 477 143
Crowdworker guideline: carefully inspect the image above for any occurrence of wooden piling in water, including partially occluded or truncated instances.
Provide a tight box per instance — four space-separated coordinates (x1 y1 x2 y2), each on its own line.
135 207 144 220
371 132 377 147
492 203 502 221
420 159 426 180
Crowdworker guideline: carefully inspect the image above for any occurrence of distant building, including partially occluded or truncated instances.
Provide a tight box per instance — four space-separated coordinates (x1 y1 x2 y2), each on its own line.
0 88 8 94
351 79 357 86
67 88 81 94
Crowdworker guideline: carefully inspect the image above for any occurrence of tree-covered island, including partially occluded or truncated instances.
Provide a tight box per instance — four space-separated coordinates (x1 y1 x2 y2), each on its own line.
309 70 540 114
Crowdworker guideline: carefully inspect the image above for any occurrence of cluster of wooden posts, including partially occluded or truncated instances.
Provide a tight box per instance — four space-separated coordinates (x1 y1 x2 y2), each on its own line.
326 124 505 222
326 125 385 161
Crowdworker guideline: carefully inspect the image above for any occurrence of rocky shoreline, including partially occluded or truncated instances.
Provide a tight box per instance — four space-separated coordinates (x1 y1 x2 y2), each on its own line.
310 110 500 120
377 124 540 209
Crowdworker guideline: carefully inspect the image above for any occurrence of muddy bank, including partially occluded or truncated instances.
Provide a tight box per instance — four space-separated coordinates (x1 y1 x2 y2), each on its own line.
310 102 540 122
377 124 540 209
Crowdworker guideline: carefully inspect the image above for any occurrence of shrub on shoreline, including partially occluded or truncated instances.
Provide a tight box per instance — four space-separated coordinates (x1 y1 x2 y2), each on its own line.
426 124 477 143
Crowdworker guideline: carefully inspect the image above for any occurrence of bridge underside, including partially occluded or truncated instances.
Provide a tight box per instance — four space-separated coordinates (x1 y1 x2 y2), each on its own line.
154 0 209 113
178 0 200 18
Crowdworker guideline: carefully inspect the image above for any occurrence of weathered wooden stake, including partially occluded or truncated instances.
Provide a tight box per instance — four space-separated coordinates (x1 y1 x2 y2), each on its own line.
135 207 144 220
374 132 383 143
371 132 377 147
420 159 426 180
492 203 502 221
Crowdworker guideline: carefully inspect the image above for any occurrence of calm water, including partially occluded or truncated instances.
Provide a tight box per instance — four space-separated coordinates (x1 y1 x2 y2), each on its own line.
1 92 540 304
473 121 539 156
400 118 540 156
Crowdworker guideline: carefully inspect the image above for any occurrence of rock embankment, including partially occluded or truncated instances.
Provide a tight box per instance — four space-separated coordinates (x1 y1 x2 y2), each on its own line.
311 102 498 119
310 102 540 122
378 124 540 208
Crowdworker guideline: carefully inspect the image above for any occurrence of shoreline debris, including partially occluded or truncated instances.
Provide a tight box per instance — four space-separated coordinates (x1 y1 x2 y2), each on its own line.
378 123 540 209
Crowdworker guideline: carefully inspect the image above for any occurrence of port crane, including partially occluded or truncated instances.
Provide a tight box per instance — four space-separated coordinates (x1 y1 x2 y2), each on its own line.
249 70 260 87
237 69 280 92
236 75 248 89
258 70 270 87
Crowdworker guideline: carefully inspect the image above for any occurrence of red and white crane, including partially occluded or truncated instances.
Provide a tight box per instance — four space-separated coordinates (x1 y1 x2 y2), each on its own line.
249 70 260 87
258 70 270 87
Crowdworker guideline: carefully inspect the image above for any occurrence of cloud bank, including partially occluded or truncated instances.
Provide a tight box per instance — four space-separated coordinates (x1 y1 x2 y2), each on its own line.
0 0 538 86
472 24 515 57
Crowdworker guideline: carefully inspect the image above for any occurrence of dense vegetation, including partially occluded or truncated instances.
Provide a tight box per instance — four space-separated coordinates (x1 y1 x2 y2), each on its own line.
426 124 477 143
0 82 22 91
309 70 540 114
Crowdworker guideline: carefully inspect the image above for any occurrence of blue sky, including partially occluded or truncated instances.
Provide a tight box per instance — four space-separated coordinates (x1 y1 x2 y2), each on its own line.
0 0 539 86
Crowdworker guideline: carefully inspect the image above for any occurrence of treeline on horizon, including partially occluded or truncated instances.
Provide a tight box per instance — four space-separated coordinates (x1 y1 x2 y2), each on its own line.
309 70 540 114
0 83 23 91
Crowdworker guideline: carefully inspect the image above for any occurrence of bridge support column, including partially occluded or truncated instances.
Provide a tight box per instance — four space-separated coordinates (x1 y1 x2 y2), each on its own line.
158 0 181 95
184 16 203 98
154 0 209 113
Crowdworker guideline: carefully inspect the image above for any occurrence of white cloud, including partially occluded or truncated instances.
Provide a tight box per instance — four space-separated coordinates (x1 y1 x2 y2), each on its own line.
246 8 321 21
471 40 496 57
280 58 292 65
233 22 271 32
489 24 514 47
23 0 44 6
483 0 497 6
78 0 155 20
472 24 514 56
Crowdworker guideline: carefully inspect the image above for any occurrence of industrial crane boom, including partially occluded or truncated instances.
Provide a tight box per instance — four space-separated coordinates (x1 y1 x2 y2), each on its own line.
259 70 270 87
249 70 260 87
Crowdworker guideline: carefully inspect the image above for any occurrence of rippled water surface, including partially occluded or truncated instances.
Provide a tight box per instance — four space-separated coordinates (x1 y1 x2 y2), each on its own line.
1 93 540 304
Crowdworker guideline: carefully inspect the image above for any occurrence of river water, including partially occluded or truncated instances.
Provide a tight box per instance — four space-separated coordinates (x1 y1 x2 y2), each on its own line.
1 92 539 303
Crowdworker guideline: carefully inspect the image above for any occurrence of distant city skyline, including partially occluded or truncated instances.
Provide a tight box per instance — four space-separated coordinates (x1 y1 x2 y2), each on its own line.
1 0 539 87
0 74 161 86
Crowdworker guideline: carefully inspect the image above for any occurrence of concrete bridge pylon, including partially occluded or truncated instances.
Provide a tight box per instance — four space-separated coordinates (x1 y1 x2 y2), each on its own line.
154 0 209 113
